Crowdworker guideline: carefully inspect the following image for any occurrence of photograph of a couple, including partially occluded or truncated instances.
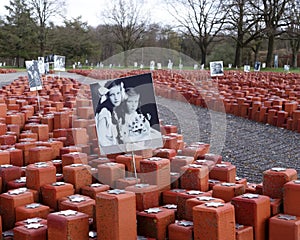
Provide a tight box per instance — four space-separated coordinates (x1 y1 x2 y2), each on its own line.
90 73 163 154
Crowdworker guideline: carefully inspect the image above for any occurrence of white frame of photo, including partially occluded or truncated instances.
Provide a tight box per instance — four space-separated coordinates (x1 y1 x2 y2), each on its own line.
210 61 224 77
90 73 163 155
25 60 43 91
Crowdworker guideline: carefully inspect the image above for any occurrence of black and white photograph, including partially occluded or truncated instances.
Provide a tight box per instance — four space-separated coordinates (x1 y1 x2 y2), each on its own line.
90 73 163 154
53 55 66 71
210 61 224 77
37 57 45 76
244 65 251 72
254 61 261 71
25 60 43 91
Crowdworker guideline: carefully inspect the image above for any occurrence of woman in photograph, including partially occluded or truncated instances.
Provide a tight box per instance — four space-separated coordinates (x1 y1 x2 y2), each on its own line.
95 80 126 146
118 87 152 143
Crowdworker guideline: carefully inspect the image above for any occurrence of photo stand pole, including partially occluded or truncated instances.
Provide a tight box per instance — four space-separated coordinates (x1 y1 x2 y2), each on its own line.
125 142 139 183
36 88 41 114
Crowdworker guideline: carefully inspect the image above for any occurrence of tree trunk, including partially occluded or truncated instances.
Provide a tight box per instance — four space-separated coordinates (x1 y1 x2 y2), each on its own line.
266 35 275 68
292 52 298 68
234 43 241 68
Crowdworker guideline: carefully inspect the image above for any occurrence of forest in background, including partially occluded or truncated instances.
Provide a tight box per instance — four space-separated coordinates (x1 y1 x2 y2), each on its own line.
0 0 299 69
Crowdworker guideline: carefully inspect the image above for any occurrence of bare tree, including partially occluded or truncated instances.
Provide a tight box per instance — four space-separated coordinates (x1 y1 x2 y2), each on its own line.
166 0 229 66
249 0 289 67
225 0 264 67
101 0 149 66
27 0 66 56
284 0 300 68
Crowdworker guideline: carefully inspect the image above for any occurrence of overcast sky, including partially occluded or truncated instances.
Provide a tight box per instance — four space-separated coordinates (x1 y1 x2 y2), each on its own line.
0 0 172 27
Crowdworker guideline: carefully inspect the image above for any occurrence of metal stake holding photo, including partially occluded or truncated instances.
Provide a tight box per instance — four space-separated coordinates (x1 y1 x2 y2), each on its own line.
131 151 138 183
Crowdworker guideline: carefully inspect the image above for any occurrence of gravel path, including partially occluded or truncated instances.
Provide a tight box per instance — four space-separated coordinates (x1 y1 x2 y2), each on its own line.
1 71 299 183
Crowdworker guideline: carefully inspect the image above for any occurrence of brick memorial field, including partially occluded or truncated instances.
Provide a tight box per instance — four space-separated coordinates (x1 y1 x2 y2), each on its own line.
0 68 298 239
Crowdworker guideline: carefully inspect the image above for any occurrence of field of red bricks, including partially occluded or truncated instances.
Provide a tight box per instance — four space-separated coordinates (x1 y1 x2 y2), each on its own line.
0 69 298 239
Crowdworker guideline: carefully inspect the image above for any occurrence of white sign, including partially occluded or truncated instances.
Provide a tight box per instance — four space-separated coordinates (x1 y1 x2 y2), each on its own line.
150 61 155 71
210 61 224 77
157 63 162 69
244 65 250 72
25 60 43 91
37 57 45 75
53 55 65 71
167 60 173 69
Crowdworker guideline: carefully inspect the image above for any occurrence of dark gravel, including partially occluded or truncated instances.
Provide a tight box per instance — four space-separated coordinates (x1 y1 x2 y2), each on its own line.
1 71 299 183
157 96 300 183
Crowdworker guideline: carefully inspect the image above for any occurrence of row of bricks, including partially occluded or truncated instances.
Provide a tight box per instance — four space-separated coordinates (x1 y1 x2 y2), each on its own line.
0 177 300 240
0 154 299 238
69 68 300 132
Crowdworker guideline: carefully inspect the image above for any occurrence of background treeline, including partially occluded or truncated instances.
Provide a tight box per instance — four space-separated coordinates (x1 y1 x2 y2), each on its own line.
0 0 299 69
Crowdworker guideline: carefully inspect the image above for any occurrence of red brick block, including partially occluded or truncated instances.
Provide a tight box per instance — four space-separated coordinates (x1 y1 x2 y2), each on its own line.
115 177 141 189
232 193 271 240
15 203 50 222
59 194 95 218
6 114 22 127
19 131 38 140
115 153 142 174
26 162 57 191
170 155 194 173
137 207 175 240
263 167 297 199
140 157 171 191
47 210 89 240
6 176 26 190
4 147 23 166
0 123 7 135
162 135 178 149
209 162 237 183
59 146 82 157
193 202 235 240
162 124 178 134
0 134 16 145
28 146 53 164
283 180 300 216
0 150 10 165
185 196 224 221
125 183 160 211
180 164 209 191
153 148 177 159
168 220 194 240
0 103 7 118
0 188 34 230
15 142 37 165
41 115 54 132
162 188 187 205
63 164 92 193
53 112 70 129
97 162 125 188
65 128 88 146
96 190 137 240
61 152 88 168
15 217 47 227
194 159 216 171
235 224 254 240
269 214 300 240
41 182 75 211
270 198 282 216
0 164 22 192
177 190 211 220
31 124 49 141
13 222 47 240
181 145 208 160
212 182 245 202
80 183 110 200
39 140 63 160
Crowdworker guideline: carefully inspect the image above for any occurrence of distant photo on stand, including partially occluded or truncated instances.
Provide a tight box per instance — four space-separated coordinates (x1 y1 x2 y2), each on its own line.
53 55 66 71
25 60 43 91
210 61 224 77
37 57 45 76
90 73 163 154
244 65 250 72
254 61 261 72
